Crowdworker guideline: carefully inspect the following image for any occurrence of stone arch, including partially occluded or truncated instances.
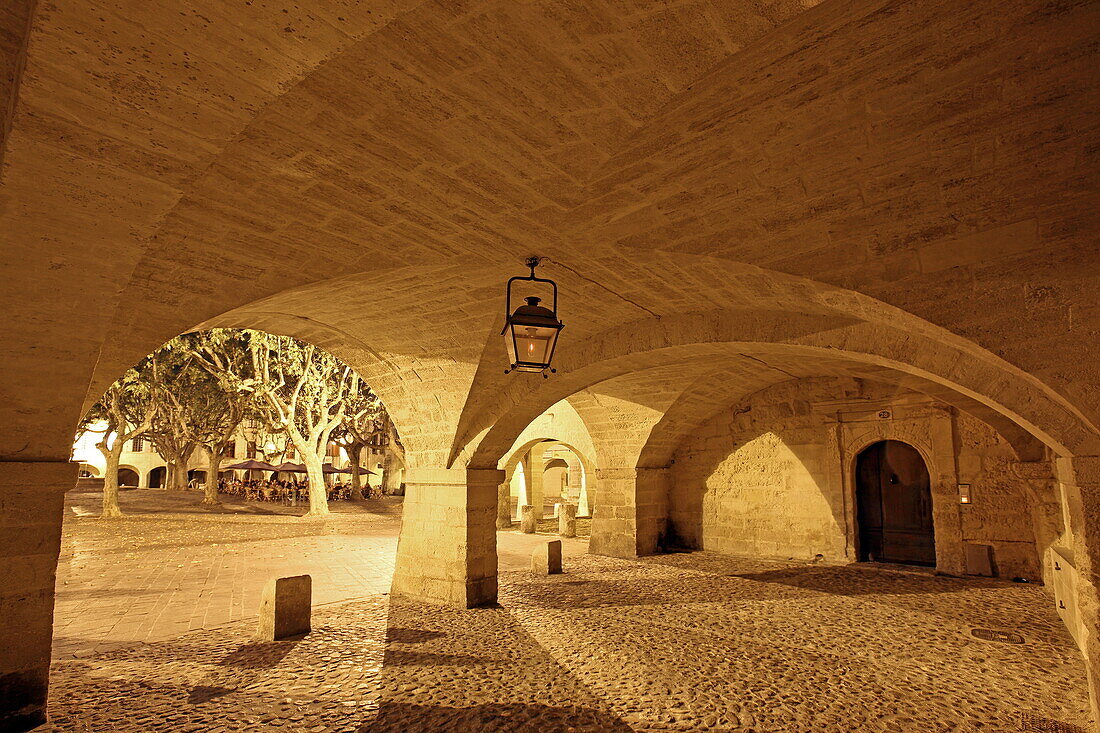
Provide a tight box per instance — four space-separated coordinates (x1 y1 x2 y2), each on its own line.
462 310 1100 471
116 466 140 488
497 432 598 528
638 359 1051 472
147 466 167 489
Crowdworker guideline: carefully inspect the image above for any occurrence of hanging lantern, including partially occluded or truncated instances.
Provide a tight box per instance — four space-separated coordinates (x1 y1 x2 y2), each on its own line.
503 257 564 377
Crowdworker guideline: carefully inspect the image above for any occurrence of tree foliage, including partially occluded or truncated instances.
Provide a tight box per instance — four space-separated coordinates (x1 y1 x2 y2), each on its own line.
332 376 384 499
79 328 399 515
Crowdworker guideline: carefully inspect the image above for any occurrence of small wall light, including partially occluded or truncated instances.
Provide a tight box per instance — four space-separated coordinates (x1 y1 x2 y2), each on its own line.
958 483 972 504
503 257 564 377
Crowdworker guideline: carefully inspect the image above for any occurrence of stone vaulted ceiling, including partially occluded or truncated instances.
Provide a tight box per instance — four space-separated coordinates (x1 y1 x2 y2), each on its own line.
0 0 1097 462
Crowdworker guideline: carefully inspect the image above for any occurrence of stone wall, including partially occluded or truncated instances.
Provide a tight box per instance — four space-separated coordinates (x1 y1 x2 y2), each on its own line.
670 378 1052 580
670 396 848 562
954 412 1058 580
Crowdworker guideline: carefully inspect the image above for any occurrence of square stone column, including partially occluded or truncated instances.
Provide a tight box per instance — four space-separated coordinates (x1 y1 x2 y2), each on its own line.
390 467 502 608
0 460 77 732
1060 455 1100 722
589 466 670 558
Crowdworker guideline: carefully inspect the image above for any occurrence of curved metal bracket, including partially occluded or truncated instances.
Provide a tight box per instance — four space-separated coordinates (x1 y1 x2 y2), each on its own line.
501 256 559 335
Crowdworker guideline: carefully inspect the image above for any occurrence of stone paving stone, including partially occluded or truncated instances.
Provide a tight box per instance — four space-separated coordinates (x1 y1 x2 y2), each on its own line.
47 555 1095 732
47 490 1094 731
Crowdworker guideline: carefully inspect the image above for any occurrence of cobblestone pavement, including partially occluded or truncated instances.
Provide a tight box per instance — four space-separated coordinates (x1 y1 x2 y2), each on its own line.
54 489 586 659
46 491 1093 732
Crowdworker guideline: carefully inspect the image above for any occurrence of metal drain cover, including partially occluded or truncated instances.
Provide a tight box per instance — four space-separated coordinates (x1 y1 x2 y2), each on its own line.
1019 712 1086 732
970 627 1025 644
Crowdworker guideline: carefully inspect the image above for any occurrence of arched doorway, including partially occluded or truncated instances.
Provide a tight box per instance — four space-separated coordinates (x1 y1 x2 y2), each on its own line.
148 466 167 488
117 467 140 488
855 440 935 566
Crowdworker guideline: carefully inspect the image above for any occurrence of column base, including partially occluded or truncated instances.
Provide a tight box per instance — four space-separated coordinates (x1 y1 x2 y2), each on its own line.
390 467 502 608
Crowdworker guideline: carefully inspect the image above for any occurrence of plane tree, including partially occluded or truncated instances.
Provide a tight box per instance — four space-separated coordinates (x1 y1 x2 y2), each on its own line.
247 332 353 516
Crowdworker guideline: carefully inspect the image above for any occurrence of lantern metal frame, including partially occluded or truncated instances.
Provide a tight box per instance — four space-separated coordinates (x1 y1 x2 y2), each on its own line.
502 256 564 377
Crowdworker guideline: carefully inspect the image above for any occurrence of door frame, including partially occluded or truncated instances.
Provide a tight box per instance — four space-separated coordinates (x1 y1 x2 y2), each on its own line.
818 397 967 575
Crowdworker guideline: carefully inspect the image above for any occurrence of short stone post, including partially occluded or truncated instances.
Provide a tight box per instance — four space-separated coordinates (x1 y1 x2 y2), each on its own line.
559 503 577 538
520 505 537 534
257 575 312 641
532 540 563 574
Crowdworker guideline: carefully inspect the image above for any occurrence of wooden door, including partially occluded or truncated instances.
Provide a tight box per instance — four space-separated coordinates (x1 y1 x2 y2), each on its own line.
856 440 935 566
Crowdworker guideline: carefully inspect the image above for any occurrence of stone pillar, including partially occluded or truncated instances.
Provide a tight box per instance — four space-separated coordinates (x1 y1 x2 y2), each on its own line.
390 467 500 608
566 460 584 504
559 503 577 538
1014 459 1063 584
589 466 670 557
496 476 512 530
520 505 537 534
931 410 967 576
1060 455 1100 721
526 443 547 520
0 460 77 732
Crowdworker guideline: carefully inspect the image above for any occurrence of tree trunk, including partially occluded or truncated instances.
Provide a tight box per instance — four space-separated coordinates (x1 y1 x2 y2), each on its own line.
165 444 195 490
100 441 124 518
302 452 330 516
202 445 223 505
347 443 364 500
173 461 190 491
165 459 181 490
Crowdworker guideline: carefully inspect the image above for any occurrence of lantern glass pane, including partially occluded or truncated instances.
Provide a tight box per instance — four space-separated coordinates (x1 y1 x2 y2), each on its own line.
517 327 551 361
506 322 560 371
505 330 518 365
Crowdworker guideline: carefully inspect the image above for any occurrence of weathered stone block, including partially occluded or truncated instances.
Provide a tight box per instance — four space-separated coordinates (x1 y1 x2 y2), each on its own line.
256 575 311 641
0 461 74 733
559 503 577 537
532 540 562 575
520 505 537 534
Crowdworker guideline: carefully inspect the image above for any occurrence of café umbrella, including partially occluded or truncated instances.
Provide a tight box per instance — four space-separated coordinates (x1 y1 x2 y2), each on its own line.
222 459 278 471
337 465 376 475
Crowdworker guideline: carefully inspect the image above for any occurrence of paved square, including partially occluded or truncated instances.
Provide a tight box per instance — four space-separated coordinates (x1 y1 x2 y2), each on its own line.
46 489 1093 731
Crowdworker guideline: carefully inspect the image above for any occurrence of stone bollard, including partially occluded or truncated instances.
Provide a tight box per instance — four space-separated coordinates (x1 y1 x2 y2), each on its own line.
257 575 312 641
532 540 563 574
559 503 577 538
520 505 537 534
